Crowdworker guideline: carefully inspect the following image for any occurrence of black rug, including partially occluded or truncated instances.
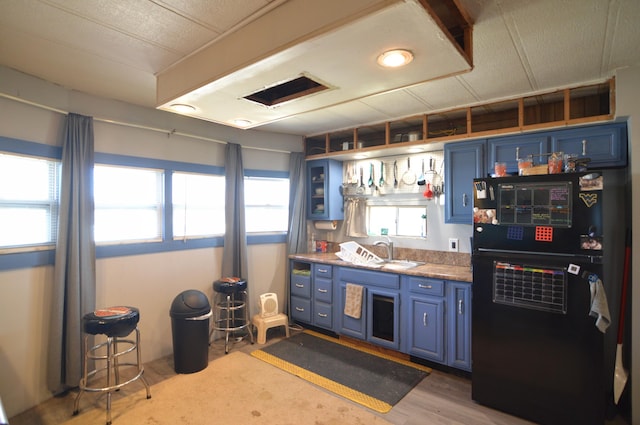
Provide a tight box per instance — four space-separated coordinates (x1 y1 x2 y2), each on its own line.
251 330 430 413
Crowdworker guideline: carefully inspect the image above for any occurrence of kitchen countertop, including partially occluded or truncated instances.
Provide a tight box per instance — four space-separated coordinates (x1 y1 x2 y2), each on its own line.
289 252 472 283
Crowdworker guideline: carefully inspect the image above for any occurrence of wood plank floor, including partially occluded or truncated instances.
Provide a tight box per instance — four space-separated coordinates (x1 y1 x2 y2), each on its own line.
10 327 630 425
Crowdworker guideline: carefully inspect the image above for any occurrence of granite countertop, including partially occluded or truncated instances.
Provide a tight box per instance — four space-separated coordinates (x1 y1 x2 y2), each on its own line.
289 252 472 283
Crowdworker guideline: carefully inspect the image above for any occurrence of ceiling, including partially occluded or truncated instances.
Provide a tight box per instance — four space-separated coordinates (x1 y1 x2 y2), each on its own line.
1 0 639 137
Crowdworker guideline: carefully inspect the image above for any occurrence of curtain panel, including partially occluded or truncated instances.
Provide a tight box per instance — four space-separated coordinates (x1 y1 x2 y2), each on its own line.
47 113 96 393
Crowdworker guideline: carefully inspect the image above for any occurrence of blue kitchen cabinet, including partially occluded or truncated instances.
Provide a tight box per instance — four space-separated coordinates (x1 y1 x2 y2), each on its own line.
550 122 627 168
312 264 334 330
366 288 400 351
487 134 549 175
290 261 335 331
307 159 344 220
290 262 312 324
447 281 472 371
338 266 400 347
444 140 485 224
404 276 445 363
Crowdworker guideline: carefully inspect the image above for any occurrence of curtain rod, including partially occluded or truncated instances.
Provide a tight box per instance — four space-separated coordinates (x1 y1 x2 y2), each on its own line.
2 93 292 154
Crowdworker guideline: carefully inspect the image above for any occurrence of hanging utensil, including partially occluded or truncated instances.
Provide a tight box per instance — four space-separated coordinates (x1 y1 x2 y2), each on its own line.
429 156 435 171
393 160 398 188
368 163 374 187
357 167 365 194
417 158 426 186
379 161 385 187
614 229 631 404
423 182 434 200
401 157 416 185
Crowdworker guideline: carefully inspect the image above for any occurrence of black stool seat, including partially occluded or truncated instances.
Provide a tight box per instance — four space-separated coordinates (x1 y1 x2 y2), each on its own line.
213 278 247 294
83 306 139 337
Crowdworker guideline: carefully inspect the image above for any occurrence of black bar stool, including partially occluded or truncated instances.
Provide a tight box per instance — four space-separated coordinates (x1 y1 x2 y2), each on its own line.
73 306 151 425
211 278 254 353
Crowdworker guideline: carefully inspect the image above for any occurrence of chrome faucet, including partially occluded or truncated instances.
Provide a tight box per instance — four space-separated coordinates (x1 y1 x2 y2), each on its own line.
374 237 394 261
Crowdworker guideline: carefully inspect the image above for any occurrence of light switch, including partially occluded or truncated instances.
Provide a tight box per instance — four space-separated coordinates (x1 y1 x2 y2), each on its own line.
449 238 459 252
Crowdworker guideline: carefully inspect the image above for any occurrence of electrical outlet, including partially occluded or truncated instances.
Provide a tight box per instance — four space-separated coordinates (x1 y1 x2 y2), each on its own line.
449 238 459 252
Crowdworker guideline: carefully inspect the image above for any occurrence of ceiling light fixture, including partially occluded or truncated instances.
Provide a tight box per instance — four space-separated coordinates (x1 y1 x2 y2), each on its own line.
232 119 253 128
377 49 414 68
169 103 196 113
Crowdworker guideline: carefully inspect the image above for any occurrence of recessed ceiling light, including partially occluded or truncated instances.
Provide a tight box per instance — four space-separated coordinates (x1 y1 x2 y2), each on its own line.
169 103 196 113
377 49 414 68
233 119 252 127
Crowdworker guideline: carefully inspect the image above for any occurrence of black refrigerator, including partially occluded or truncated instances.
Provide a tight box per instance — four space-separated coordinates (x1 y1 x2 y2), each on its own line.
471 171 627 425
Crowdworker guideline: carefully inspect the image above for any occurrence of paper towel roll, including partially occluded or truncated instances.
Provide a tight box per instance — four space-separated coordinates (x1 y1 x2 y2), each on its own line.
314 220 338 230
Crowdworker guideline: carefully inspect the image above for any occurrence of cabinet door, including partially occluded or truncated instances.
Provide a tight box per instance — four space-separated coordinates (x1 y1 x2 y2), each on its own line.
313 277 334 330
487 135 549 175
291 296 311 323
366 289 400 350
408 295 444 362
339 282 366 340
550 123 627 168
444 140 485 223
307 159 344 220
447 282 472 371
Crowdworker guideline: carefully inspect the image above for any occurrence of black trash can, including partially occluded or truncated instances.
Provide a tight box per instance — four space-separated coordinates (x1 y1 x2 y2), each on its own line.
170 289 211 374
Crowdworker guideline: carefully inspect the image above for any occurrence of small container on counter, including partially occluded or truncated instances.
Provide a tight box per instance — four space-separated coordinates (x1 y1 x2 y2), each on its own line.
547 151 564 174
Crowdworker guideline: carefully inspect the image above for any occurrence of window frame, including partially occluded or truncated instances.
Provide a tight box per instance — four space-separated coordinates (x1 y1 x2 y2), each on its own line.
0 136 289 270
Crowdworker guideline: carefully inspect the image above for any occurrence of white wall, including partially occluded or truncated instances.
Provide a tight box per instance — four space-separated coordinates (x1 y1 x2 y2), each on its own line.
0 67 299 418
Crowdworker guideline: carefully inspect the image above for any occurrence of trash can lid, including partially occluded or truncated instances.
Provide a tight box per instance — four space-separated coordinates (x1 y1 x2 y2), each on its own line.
170 289 210 318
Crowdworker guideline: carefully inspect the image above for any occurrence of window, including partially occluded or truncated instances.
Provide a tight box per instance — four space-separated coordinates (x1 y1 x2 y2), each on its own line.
172 172 225 239
244 176 289 233
367 203 427 237
0 153 60 249
94 164 164 243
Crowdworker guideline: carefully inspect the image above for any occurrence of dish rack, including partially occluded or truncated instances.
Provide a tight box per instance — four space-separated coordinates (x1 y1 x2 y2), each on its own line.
336 241 384 266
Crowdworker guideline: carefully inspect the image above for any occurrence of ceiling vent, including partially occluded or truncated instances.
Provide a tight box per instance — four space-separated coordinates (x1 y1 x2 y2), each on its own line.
244 75 330 108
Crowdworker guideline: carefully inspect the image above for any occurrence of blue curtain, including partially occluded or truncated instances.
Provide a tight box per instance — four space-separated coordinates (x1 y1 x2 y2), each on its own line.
284 152 307 319
47 113 96 394
287 152 307 254
222 143 249 307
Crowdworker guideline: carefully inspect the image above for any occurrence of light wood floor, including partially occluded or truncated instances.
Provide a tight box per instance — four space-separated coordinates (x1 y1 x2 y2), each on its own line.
10 327 630 425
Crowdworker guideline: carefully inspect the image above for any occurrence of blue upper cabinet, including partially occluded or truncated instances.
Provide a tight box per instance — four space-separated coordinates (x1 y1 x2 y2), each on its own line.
550 122 627 168
307 159 344 221
444 140 485 224
487 134 550 175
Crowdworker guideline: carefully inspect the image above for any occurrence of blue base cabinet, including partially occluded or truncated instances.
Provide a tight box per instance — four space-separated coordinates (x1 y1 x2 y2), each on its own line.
290 262 334 331
447 282 472 371
404 277 445 362
337 267 401 350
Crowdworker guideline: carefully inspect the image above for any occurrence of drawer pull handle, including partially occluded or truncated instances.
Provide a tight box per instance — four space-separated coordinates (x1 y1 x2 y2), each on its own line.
423 312 428 327
295 283 304 288
318 313 328 318
418 284 433 289
317 268 329 273
458 299 464 315
318 288 328 293
295 307 305 312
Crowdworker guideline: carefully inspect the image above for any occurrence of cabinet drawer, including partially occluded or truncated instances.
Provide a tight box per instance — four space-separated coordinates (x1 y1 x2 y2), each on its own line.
314 263 333 278
315 278 333 303
291 296 311 323
314 302 333 329
291 275 311 298
408 277 445 296
339 267 400 289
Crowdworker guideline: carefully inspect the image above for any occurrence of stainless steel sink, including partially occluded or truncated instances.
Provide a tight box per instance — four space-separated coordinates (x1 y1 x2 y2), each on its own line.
381 260 425 270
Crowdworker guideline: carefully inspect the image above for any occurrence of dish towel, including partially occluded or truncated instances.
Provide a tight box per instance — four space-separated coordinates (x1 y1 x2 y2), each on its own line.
588 274 611 333
344 283 364 319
